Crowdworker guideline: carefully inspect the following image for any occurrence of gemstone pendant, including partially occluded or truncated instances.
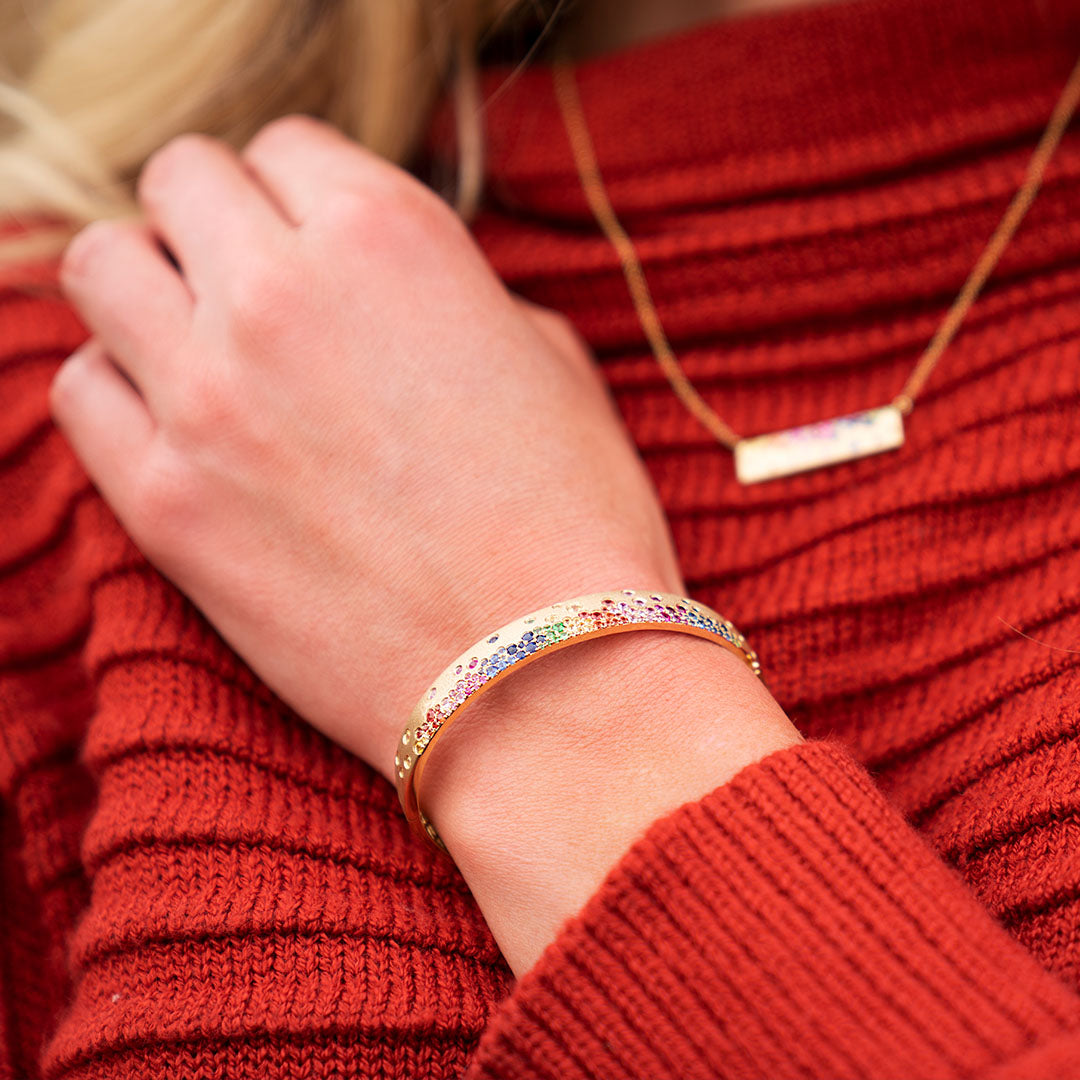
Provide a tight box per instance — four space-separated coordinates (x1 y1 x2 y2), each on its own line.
733 404 905 485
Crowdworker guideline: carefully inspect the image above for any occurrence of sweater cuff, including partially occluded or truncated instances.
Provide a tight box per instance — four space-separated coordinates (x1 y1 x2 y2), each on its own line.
465 737 1080 1080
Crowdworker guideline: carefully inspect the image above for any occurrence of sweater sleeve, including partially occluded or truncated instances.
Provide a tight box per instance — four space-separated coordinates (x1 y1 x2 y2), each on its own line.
463 736 1080 1080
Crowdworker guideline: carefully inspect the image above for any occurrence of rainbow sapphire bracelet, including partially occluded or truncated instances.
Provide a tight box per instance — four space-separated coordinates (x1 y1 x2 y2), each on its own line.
396 589 763 852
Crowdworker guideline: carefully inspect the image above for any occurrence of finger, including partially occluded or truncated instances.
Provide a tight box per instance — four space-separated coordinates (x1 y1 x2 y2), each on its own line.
136 132 290 296
241 113 410 226
59 218 192 412
49 338 155 519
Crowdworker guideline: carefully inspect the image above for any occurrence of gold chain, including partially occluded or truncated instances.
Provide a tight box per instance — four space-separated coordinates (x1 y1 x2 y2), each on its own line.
552 51 1080 450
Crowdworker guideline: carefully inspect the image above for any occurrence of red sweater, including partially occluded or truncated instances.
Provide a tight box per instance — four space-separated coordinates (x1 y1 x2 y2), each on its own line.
3 0 1080 1076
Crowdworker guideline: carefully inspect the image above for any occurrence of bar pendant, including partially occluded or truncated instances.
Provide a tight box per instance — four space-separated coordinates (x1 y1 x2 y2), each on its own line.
733 404 905 485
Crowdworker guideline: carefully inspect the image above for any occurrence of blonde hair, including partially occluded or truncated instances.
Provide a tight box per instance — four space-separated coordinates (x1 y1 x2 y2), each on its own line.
0 0 548 282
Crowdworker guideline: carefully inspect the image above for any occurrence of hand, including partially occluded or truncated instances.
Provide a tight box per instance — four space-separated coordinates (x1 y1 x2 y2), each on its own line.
49 114 687 787
51 113 804 976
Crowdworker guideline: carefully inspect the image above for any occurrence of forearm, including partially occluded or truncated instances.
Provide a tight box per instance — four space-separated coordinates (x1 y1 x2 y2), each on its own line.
419 626 804 975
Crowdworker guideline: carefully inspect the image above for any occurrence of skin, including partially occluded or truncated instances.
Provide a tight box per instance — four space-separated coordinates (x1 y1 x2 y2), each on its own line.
50 2 810 977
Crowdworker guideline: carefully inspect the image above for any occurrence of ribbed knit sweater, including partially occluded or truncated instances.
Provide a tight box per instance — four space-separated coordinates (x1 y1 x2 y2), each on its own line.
3 0 1080 1076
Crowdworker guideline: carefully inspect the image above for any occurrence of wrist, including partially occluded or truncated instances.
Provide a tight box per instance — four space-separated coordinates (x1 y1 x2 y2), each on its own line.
371 559 686 781
418 625 803 975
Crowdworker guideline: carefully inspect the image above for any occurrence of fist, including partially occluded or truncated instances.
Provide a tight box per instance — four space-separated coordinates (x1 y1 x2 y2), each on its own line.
50 114 685 781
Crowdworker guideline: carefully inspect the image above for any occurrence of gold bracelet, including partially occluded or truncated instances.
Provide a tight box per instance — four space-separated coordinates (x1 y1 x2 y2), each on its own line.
396 588 762 852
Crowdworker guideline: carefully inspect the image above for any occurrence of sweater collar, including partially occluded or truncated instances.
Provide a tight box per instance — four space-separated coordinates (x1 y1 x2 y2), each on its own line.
424 0 1080 217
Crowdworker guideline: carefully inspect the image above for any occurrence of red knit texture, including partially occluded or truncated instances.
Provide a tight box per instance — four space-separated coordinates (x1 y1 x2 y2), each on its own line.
3 0 1080 1076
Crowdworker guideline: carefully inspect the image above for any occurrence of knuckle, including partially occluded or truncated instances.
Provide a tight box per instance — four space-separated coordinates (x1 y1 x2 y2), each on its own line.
60 219 121 282
411 188 465 244
138 132 217 203
48 342 91 416
172 367 240 437
224 250 296 335
247 112 327 155
129 447 200 548
320 186 386 237
393 181 459 236
324 177 460 249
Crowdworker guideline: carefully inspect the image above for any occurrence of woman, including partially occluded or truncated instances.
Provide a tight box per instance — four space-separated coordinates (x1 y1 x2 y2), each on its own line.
1 0 1079 1076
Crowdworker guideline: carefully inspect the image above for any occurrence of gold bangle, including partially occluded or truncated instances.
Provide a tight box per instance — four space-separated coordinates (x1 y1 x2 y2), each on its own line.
396 588 762 852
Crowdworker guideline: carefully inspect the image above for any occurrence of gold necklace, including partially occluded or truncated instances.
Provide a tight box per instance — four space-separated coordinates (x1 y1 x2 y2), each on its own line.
552 51 1080 484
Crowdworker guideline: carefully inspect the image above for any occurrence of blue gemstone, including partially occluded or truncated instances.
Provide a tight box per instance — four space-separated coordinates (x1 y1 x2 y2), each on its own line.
522 631 534 641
